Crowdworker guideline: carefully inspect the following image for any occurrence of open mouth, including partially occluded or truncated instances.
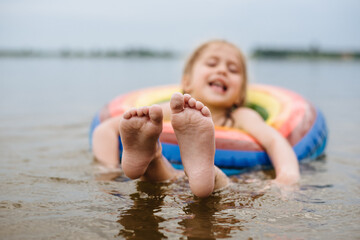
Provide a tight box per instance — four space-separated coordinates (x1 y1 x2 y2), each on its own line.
209 79 228 92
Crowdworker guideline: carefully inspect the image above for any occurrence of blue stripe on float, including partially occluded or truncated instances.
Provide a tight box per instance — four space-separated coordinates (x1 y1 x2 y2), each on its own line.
89 112 101 150
161 142 272 168
215 149 271 168
293 109 328 161
161 143 181 162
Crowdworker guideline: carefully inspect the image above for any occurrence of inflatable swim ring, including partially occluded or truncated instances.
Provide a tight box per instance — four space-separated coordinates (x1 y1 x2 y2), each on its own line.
89 84 327 175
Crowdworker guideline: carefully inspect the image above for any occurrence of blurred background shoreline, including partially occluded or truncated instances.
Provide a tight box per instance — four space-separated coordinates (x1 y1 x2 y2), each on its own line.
1 46 359 60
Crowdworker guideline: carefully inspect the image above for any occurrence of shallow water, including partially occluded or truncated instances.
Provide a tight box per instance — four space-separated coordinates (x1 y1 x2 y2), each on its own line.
0 58 359 239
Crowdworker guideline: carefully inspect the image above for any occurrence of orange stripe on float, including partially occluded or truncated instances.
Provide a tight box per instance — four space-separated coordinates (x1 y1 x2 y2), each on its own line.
254 85 307 137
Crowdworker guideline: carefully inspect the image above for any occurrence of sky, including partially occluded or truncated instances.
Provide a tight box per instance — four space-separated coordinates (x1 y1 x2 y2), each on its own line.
0 0 359 54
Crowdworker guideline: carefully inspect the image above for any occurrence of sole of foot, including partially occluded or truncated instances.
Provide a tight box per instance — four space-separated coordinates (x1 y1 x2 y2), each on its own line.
119 105 163 179
170 92 216 198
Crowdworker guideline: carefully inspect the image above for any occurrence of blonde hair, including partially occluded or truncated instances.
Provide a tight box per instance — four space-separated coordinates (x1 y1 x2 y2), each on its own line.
182 39 248 107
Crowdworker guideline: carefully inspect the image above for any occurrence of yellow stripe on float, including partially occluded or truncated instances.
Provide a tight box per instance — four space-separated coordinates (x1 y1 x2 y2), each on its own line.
247 89 282 125
129 85 282 126
134 85 181 107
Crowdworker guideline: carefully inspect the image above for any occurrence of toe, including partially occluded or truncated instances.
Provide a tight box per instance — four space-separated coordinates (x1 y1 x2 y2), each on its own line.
129 108 137 116
201 106 211 117
142 107 149 116
149 105 163 123
170 92 184 114
195 101 204 110
137 107 146 116
183 94 191 102
188 97 196 108
123 110 132 119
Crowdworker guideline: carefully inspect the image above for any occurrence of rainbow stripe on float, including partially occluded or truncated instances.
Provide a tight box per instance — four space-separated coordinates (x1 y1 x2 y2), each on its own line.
89 84 327 175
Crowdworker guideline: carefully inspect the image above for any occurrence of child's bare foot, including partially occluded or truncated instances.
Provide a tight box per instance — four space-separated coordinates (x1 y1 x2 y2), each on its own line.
119 105 163 179
170 93 216 197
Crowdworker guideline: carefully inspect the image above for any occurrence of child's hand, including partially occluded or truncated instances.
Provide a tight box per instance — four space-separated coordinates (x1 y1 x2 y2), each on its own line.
272 171 300 187
259 178 299 200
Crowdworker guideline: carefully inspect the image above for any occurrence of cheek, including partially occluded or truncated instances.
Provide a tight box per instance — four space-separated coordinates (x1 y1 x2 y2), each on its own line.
190 73 209 89
194 65 211 78
231 76 244 99
231 76 243 89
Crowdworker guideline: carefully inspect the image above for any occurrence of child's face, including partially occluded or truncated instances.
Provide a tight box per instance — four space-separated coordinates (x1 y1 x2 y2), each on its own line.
183 43 244 109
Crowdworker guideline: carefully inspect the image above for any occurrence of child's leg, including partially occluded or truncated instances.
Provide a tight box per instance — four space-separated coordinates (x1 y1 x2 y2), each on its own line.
170 93 229 197
92 116 123 169
119 105 179 182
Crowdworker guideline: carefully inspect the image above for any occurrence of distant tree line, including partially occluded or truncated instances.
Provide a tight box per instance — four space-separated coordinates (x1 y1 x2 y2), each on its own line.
0 48 175 58
252 47 360 60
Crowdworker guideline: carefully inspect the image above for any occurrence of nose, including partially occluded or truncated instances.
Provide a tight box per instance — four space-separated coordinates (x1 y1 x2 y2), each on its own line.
216 63 227 76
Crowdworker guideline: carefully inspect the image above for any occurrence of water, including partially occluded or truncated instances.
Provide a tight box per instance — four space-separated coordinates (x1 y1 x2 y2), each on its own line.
0 57 359 239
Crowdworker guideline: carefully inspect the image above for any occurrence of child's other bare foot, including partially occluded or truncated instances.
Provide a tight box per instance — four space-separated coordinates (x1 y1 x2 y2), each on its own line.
170 93 217 198
119 105 163 179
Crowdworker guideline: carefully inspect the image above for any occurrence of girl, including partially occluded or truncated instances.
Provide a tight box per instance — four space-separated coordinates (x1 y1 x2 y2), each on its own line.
92 40 300 198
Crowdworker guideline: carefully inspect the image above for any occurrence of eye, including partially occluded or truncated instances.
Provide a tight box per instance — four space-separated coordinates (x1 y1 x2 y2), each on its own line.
228 63 240 73
206 57 218 67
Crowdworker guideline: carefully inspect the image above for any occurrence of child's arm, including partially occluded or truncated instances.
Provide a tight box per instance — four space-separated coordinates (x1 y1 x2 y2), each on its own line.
92 116 122 169
234 108 300 185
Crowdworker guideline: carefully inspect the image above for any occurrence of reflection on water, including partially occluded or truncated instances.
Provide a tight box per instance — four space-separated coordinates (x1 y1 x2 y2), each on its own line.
116 181 169 239
111 178 266 239
178 195 245 239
